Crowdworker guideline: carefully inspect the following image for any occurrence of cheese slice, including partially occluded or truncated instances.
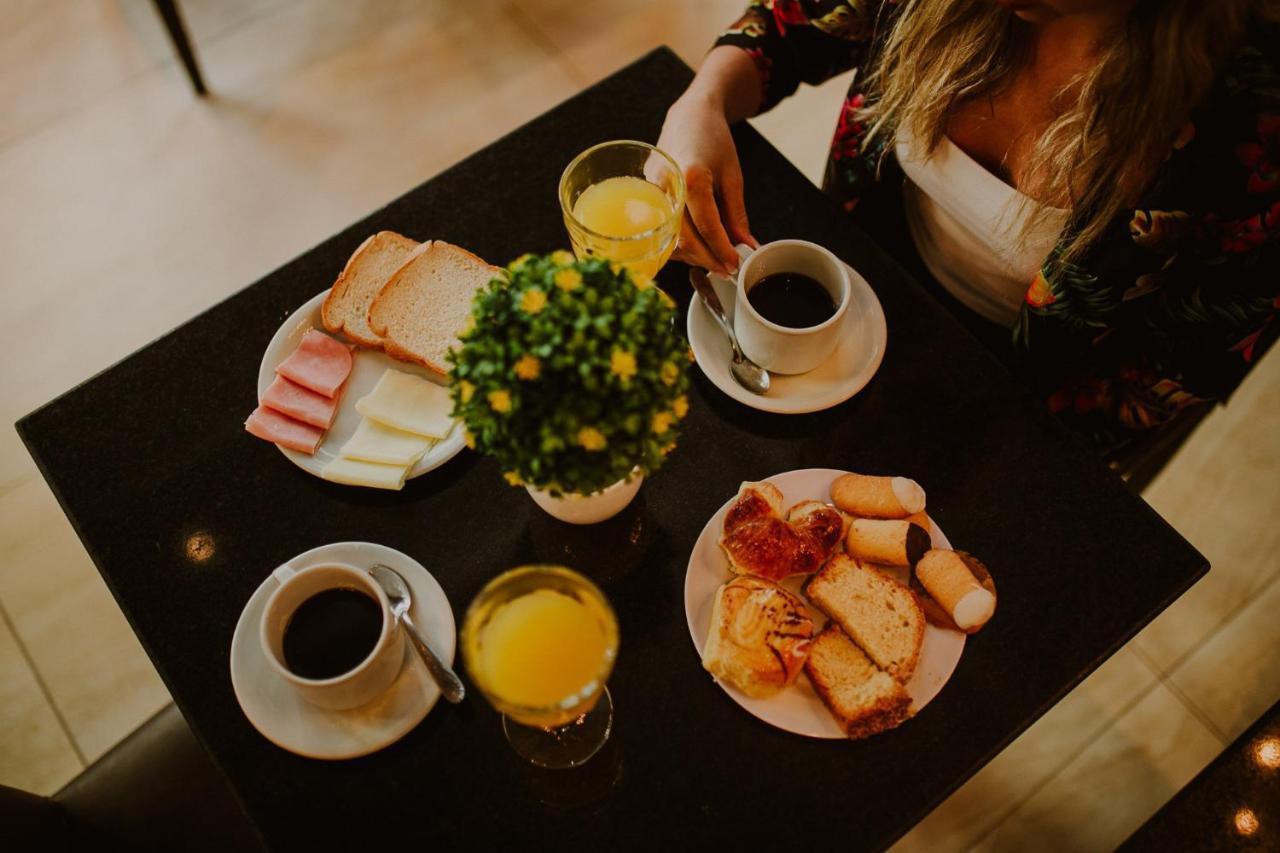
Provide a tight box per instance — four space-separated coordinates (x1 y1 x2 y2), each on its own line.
340 417 434 466
321 456 410 491
355 369 455 438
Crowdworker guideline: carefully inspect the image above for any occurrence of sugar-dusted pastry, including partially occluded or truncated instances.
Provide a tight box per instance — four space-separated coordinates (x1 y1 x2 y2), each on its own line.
916 549 997 633
845 518 931 568
702 576 815 698
720 483 841 581
831 473 926 519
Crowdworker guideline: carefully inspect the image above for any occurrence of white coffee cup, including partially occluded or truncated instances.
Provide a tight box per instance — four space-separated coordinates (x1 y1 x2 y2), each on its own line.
260 561 404 710
733 240 851 375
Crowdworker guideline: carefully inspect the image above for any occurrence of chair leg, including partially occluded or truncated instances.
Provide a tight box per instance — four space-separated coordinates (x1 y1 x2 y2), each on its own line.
151 0 207 95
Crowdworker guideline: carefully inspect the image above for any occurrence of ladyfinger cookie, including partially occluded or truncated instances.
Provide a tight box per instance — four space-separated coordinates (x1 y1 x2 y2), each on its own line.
831 473 926 519
916 549 996 632
845 518 931 567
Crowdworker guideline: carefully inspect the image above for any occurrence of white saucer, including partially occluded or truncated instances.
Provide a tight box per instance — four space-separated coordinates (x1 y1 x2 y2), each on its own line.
257 291 467 482
230 542 457 759
684 469 965 739
687 262 887 414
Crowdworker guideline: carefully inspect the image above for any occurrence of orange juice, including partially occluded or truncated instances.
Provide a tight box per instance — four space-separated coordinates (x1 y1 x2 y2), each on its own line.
479 588 609 710
569 176 678 279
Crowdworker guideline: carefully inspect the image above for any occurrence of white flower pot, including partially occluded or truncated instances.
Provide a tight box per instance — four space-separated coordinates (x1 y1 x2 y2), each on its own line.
525 470 644 525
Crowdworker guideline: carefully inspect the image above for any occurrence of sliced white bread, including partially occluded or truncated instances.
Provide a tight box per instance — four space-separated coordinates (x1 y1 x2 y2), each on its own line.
804 625 911 739
367 240 501 374
803 553 925 682
321 231 420 348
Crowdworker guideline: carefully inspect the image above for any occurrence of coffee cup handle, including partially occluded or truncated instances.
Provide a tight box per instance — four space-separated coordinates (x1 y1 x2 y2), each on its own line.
732 243 753 274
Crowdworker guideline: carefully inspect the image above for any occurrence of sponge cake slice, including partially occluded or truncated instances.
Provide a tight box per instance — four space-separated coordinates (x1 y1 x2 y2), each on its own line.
804 625 911 739
804 553 925 682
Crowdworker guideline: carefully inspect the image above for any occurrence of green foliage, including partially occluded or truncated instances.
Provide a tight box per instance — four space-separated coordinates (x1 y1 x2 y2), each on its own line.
446 251 692 496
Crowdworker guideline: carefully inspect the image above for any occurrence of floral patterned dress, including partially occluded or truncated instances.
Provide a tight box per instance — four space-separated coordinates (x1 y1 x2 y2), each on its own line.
715 1 1280 458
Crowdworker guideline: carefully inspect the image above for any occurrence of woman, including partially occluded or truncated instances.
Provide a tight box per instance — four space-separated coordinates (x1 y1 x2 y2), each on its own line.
657 0 1279 458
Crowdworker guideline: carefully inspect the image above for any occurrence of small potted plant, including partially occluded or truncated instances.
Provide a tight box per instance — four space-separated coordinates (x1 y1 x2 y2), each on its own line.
448 251 691 524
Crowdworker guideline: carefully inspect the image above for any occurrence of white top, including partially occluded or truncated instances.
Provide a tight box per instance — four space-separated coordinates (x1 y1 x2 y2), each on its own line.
895 129 1069 326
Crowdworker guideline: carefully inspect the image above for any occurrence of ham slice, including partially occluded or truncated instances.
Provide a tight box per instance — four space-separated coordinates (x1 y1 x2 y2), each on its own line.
276 329 353 398
245 406 324 454
261 375 341 429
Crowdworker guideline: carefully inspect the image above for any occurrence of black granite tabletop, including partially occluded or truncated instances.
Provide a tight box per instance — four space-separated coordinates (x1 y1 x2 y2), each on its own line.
16 49 1206 851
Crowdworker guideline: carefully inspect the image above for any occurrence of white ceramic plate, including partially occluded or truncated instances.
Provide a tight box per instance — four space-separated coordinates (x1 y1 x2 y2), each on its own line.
230 542 457 759
687 261 887 414
256 291 466 481
684 468 965 739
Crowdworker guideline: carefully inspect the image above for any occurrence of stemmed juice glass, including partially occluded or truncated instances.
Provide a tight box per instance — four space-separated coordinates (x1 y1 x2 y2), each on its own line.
558 140 686 281
462 565 619 769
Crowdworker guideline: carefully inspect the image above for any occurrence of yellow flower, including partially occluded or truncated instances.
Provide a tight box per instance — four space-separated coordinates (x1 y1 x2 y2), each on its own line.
520 288 547 314
503 471 523 487
488 390 512 413
651 411 674 434
610 349 637 382
661 440 677 456
659 289 676 309
458 380 475 403
630 271 654 291
577 427 607 451
508 253 536 273
460 314 476 336
687 347 697 363
551 250 576 266
660 361 679 386
514 354 541 380
464 430 476 449
554 268 582 291
673 395 689 418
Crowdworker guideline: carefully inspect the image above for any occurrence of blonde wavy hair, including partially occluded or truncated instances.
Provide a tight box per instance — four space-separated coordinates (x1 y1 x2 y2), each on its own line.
859 0 1262 264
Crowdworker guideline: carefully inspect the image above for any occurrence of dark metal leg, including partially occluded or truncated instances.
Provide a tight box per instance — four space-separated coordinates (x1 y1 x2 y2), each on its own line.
151 0 207 95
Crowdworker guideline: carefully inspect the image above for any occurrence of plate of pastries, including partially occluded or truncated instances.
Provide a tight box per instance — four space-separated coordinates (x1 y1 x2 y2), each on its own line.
684 468 997 740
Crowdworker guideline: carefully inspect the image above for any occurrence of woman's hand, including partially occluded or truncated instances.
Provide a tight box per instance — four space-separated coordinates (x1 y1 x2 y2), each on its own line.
656 48 765 275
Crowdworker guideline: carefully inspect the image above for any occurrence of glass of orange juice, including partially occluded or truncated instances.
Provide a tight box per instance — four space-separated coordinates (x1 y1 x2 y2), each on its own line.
559 140 686 281
462 565 619 769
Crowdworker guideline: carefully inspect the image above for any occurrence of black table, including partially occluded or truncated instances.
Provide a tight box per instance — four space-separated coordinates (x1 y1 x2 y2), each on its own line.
17 49 1206 851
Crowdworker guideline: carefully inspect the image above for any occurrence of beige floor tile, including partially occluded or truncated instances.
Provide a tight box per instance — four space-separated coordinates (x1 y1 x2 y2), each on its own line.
891 647 1159 853
1167 573 1280 743
514 0 748 82
971 682 1223 852
0 609 83 794
0 477 171 763
1 0 297 147
749 71 853 187
1132 350 1280 673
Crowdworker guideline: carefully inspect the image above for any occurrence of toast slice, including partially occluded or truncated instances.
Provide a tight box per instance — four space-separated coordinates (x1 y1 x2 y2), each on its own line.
321 231 420 348
804 553 925 682
367 241 501 374
805 625 911 739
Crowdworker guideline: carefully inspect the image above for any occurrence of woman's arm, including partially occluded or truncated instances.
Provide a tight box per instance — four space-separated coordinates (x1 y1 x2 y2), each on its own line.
659 2 882 273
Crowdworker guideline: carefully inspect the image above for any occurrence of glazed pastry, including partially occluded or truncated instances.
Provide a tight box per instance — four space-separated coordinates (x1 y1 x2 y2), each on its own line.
915 550 997 633
720 483 842 581
831 473 926 519
702 576 814 697
845 518 931 568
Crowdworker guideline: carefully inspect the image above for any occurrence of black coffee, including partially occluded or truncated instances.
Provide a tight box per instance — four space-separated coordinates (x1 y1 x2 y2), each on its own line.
747 273 837 328
282 587 383 680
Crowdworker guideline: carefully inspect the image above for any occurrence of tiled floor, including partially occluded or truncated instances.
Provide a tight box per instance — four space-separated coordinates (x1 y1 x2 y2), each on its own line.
2 2 1276 848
